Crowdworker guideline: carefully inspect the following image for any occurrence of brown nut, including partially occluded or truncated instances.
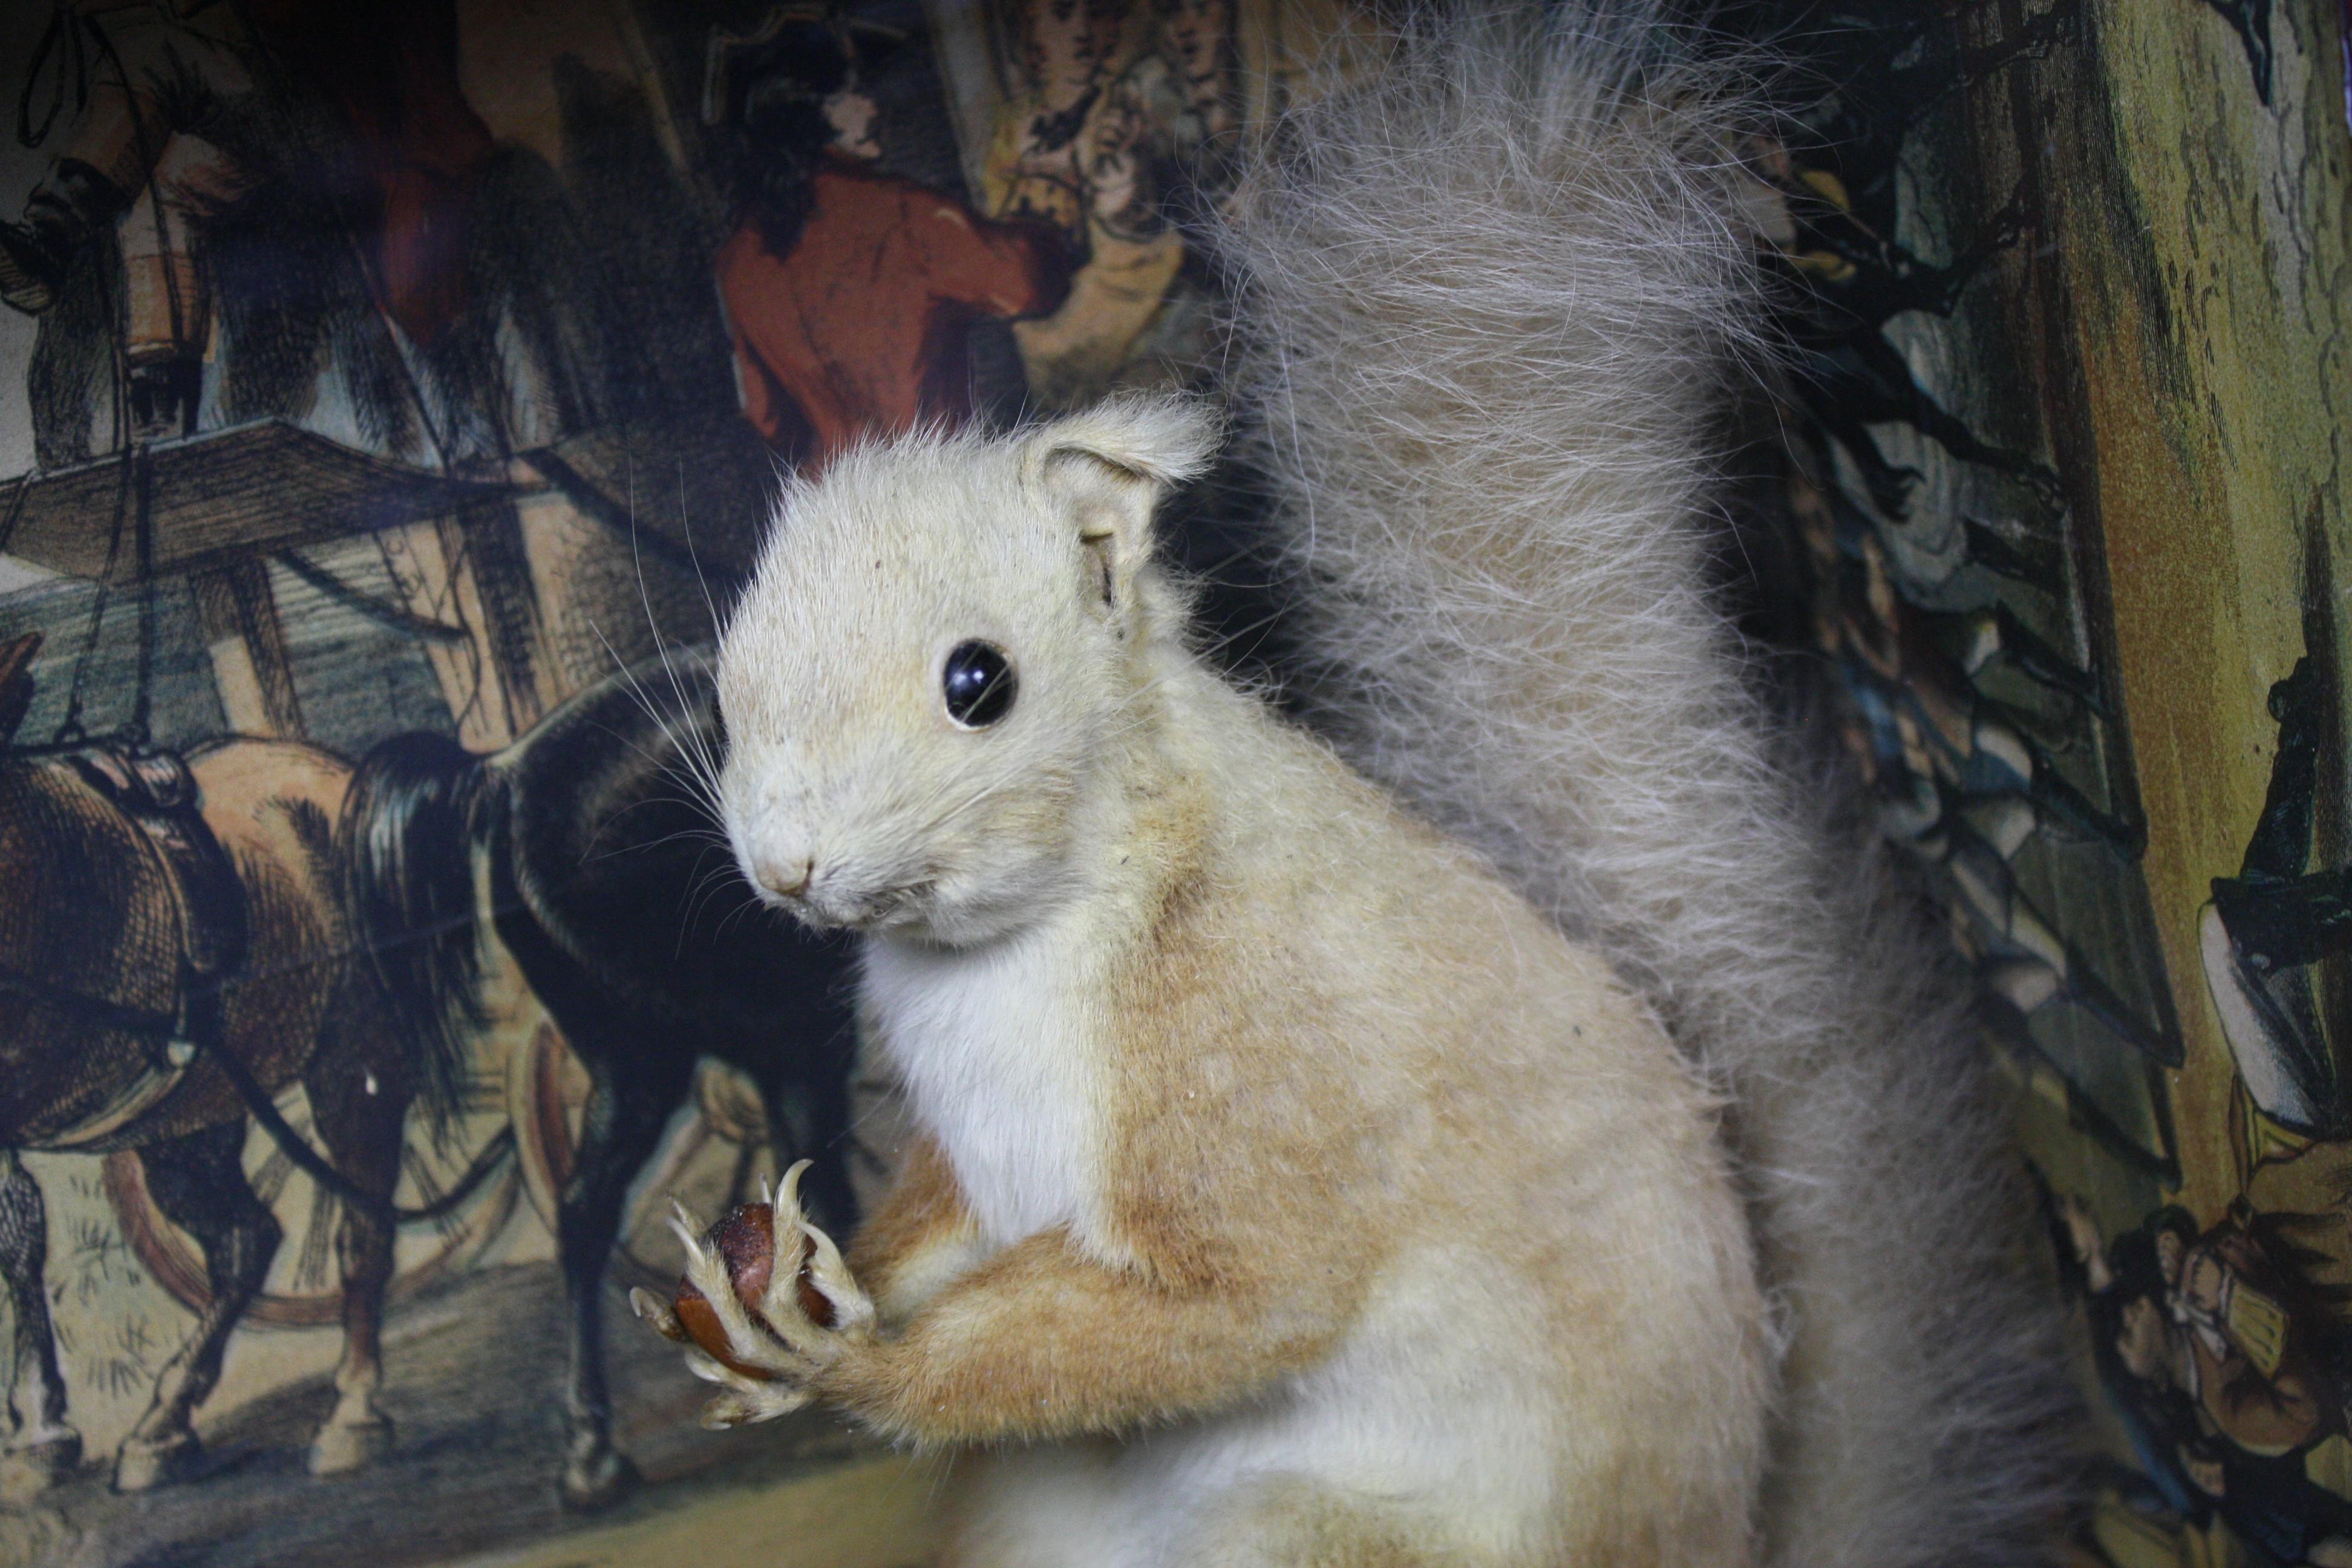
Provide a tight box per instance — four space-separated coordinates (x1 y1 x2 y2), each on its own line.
671 1202 837 1381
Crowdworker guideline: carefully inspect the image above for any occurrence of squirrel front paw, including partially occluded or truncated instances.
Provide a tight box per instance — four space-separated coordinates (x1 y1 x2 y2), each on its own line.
631 1160 878 1429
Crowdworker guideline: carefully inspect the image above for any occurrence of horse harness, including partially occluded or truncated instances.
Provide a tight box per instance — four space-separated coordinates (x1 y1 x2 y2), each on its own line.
12 742 250 1151
65 742 249 982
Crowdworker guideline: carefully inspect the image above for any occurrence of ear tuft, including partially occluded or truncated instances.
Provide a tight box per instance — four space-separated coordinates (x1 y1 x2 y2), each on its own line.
1025 398 1219 627
1025 395 1223 491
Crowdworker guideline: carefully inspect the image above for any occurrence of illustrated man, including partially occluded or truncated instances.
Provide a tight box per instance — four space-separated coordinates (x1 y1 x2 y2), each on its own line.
2063 1195 2352 1563
707 10 1074 466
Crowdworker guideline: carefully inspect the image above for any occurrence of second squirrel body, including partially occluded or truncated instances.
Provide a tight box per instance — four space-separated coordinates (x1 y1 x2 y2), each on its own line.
690 407 1765 1565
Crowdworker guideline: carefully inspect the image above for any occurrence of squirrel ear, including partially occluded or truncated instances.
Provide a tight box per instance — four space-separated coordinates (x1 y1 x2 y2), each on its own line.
1026 396 1222 492
1025 397 1221 620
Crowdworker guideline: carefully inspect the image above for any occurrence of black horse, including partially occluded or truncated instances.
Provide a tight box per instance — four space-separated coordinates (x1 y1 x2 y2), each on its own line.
338 646 858 1510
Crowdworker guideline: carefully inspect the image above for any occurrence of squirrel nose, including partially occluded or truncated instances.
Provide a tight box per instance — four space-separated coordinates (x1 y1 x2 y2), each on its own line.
754 855 815 898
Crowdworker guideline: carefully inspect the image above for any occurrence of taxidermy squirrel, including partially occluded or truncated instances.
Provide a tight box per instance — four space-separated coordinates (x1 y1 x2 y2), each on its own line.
638 4 2076 1564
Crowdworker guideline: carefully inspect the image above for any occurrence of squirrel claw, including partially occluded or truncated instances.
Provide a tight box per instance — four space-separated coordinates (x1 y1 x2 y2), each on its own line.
670 1203 810 1377
699 1382 811 1430
800 1215 877 1336
684 1345 811 1390
630 1285 688 1344
667 1200 714 1273
756 1160 876 1353
685 1350 813 1426
662 1174 876 1404
759 1160 816 1327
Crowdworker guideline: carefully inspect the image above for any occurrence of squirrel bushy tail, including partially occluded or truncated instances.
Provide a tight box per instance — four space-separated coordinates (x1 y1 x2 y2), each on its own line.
1216 5 2075 1563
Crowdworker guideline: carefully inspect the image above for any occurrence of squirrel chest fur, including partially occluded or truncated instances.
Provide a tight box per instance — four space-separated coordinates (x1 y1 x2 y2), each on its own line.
861 926 1111 1252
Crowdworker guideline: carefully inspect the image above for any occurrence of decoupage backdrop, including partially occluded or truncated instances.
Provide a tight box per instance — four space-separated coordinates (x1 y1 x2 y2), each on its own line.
0 1 1348 1562
1759 2 2352 1566
0 0 2342 1564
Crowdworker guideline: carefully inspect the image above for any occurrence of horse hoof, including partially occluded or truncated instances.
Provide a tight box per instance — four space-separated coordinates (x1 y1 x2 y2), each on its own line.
559 1446 641 1514
309 1414 395 1477
112 1430 202 1493
0 1432 83 1501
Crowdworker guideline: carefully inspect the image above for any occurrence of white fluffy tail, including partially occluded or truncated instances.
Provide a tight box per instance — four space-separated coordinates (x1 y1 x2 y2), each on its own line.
1217 6 2075 1563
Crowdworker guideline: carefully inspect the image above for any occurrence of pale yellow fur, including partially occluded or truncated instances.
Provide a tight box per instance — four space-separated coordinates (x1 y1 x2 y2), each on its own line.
710 404 1769 1566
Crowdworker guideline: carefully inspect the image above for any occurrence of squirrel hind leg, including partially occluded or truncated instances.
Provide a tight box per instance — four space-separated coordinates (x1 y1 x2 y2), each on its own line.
946 1431 1698 1568
936 1457 1429 1568
947 1455 1455 1568
941 1444 1129 1568
1152 1477 1489 1568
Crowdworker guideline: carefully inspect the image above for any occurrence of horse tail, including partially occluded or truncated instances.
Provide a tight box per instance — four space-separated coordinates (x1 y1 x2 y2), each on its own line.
336 730 495 1149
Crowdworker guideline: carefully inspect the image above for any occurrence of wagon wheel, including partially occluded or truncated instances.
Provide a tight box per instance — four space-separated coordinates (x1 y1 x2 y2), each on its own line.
102 1078 521 1329
509 1022 792 1289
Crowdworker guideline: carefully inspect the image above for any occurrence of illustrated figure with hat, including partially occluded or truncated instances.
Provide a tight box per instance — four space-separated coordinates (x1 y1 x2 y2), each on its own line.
706 8 1074 468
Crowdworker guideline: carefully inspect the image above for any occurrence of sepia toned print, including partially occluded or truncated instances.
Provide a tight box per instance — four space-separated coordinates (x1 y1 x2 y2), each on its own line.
0 0 1301 1561
0 0 2339 1564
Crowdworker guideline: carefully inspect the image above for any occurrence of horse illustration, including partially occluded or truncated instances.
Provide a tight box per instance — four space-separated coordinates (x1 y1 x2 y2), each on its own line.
0 630 495 1494
339 645 860 1511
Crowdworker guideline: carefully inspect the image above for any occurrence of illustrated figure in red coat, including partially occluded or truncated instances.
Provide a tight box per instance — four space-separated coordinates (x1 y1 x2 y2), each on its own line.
705 11 1074 467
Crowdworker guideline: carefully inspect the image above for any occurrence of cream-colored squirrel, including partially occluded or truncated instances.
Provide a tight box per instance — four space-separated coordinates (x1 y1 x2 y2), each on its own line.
638 5 2074 1565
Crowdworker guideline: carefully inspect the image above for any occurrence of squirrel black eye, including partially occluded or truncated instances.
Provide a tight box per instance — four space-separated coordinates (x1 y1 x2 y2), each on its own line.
942 641 1016 728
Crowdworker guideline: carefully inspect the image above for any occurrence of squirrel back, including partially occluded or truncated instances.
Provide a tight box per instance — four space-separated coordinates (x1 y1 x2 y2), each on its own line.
1215 5 2076 1564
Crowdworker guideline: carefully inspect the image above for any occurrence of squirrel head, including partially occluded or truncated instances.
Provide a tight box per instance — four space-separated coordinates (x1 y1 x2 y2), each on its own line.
716 395 1220 946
